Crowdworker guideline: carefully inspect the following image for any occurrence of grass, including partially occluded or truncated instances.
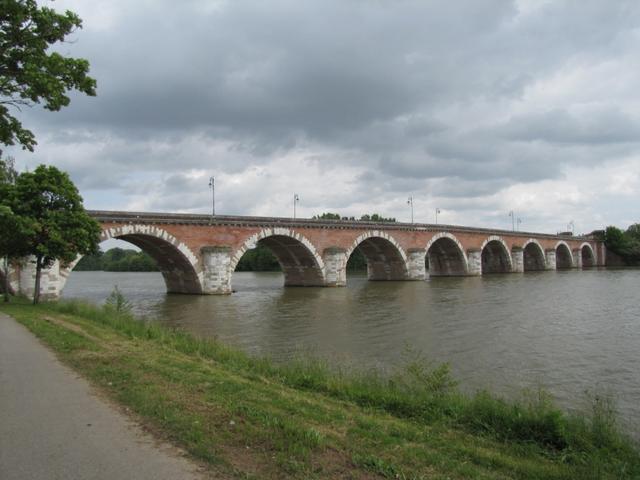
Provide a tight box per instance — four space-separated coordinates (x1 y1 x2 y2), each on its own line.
1 296 639 479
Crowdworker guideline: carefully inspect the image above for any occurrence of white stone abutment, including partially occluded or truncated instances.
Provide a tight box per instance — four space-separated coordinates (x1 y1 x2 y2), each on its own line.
406 249 427 281
467 249 482 276
511 247 524 273
201 246 233 294
545 249 557 270
323 247 348 287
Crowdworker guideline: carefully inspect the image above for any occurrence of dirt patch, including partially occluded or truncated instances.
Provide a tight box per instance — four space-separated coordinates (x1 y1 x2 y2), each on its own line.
42 315 102 343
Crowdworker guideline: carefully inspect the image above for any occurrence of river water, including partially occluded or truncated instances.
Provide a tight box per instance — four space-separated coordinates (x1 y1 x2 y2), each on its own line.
63 269 640 436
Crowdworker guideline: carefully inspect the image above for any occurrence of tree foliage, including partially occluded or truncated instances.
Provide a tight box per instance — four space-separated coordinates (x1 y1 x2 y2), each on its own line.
75 248 159 272
313 212 397 223
235 245 281 272
604 225 640 265
8 164 100 302
0 0 96 151
359 213 397 223
0 156 31 300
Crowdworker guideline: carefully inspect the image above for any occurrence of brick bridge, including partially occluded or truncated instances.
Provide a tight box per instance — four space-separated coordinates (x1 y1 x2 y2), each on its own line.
11 210 605 299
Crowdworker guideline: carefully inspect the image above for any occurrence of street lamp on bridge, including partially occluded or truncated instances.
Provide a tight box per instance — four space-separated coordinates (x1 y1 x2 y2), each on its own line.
435 208 441 224
208 177 215 216
293 193 300 219
407 196 414 223
508 210 515 231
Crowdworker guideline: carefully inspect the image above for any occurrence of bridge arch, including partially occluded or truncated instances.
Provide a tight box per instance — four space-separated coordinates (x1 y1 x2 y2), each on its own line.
61 224 203 295
425 232 468 276
230 228 326 287
345 231 408 280
522 239 546 271
580 242 596 268
480 235 513 274
555 241 573 269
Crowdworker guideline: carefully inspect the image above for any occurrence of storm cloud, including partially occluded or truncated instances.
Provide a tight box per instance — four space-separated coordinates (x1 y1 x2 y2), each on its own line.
8 0 640 233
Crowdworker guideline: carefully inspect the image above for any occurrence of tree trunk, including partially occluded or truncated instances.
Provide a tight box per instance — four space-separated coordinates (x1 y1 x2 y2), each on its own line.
3 257 9 303
33 255 42 305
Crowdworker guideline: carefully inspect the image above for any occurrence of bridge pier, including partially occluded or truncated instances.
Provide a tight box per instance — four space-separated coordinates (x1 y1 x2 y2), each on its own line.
323 248 348 286
406 249 427 280
545 249 556 270
572 249 582 269
201 246 233 294
466 249 482 275
511 247 524 273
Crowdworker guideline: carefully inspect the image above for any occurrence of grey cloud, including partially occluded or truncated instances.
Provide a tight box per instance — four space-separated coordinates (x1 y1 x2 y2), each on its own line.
6 0 640 231
497 108 640 145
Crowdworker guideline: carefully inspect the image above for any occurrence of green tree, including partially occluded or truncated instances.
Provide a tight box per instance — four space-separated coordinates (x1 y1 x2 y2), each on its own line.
605 226 629 254
313 212 341 220
0 204 32 301
10 164 100 303
1 0 96 152
604 225 640 266
360 213 396 222
626 223 640 242
0 156 32 301
73 250 103 271
235 245 281 272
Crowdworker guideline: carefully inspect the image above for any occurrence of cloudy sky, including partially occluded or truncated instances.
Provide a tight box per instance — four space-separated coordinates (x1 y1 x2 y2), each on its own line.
7 0 640 234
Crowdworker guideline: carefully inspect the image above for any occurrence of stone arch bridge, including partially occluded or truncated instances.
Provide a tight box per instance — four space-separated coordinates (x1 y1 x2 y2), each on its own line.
10 211 605 300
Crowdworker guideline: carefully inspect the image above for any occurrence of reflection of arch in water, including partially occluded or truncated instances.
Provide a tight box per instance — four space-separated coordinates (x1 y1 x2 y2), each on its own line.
345 231 408 280
522 239 546 271
555 241 573 269
480 236 513 274
580 243 596 268
425 232 468 276
62 224 203 294
231 228 326 287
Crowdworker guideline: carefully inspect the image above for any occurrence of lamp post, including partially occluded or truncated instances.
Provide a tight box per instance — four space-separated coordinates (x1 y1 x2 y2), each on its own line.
568 220 575 234
293 193 300 219
508 210 515 231
407 196 414 223
208 177 215 216
435 208 441 224
517 217 522 231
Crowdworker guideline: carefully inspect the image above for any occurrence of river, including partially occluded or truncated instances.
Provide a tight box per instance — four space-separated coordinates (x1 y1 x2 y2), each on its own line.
63 269 640 436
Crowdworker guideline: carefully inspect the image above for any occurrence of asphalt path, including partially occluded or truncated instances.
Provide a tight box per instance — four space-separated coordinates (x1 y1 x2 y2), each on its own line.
0 312 209 480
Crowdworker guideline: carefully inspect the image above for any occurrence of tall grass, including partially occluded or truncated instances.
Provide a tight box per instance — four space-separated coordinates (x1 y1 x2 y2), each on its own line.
44 299 640 473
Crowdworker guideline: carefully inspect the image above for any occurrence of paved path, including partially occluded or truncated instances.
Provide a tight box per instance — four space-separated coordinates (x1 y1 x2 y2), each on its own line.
0 312 209 480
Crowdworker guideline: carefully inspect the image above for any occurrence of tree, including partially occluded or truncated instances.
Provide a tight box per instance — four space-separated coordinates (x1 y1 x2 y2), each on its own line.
1 0 96 152
604 225 640 266
0 156 31 301
360 213 396 223
313 212 341 220
10 164 100 303
626 223 640 242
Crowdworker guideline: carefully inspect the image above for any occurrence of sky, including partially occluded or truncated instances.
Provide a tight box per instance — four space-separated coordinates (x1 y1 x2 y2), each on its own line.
6 0 640 235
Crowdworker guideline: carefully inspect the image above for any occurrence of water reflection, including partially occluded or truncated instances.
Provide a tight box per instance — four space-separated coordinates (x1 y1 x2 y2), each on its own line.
63 269 640 437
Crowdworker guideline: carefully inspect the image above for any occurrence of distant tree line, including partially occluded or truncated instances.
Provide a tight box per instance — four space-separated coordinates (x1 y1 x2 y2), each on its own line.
234 244 367 272
235 246 281 271
75 248 159 272
312 212 397 222
604 224 640 265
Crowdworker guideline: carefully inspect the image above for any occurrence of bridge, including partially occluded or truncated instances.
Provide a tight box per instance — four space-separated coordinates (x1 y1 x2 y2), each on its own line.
9 210 605 300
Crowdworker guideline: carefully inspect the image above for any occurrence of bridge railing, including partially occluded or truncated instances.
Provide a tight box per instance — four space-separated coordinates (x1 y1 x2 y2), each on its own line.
87 210 590 241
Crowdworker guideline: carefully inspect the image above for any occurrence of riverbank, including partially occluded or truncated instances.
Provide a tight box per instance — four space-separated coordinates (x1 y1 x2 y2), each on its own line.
1 299 638 479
